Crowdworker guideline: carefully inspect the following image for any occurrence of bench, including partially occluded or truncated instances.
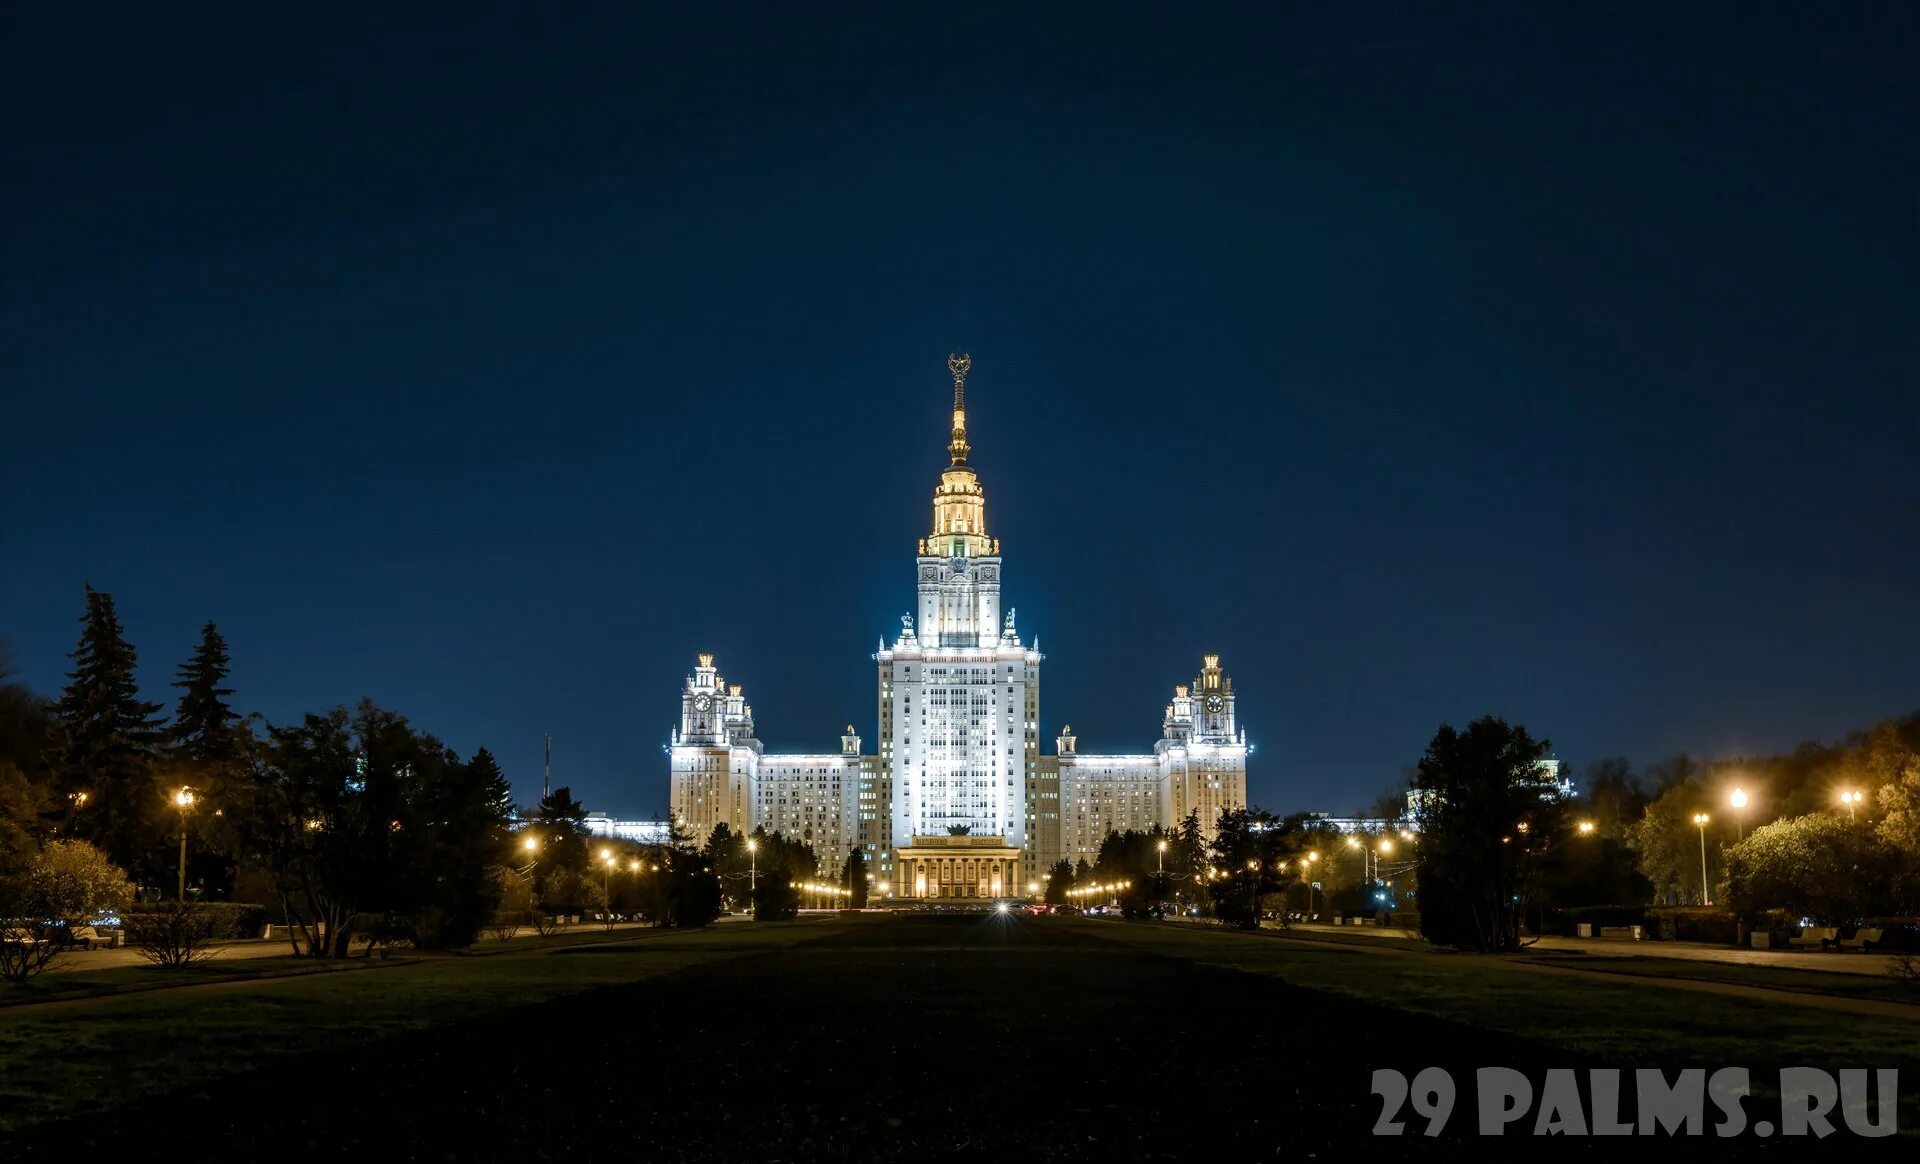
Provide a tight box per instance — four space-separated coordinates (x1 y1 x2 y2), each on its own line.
1598 925 1642 940
1787 926 1838 950
64 925 108 950
1837 927 1883 952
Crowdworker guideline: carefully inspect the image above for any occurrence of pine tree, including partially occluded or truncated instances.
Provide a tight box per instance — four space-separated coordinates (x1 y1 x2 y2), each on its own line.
52 585 165 875
170 622 240 764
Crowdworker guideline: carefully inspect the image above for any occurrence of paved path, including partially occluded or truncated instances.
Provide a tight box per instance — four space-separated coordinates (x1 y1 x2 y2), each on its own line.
1278 921 1895 976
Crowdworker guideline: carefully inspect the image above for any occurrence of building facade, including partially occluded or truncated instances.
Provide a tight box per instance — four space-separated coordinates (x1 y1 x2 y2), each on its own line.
666 356 1250 897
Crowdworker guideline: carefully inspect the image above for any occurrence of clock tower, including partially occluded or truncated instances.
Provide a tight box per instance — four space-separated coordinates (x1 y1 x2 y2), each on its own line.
668 653 761 845
1156 653 1248 832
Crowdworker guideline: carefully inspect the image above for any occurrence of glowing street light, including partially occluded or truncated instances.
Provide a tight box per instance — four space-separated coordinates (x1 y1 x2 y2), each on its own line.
1729 788 1749 841
1300 850 1319 920
1576 820 1596 836
746 837 758 898
1839 789 1865 822
1157 838 1168 875
172 786 196 900
1691 812 1713 905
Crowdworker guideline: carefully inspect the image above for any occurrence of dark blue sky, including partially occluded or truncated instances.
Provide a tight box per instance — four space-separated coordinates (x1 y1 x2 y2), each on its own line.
5 5 1916 816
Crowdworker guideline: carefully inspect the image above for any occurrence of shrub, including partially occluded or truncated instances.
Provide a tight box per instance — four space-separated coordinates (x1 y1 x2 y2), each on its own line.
124 900 219 968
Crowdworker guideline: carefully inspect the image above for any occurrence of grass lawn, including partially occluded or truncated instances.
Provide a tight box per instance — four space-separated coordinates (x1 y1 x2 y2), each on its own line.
0 919 845 1134
1516 951 1920 1003
1084 920 1920 1079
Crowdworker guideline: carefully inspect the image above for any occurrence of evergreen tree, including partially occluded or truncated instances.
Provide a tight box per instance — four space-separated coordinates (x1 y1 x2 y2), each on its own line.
1044 858 1074 905
51 585 165 877
1412 716 1555 951
168 622 246 898
169 622 240 763
531 785 591 884
843 846 868 907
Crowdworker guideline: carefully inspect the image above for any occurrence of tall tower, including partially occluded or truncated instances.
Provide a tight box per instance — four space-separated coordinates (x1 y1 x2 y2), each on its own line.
877 355 1039 899
667 653 761 846
1157 654 1249 835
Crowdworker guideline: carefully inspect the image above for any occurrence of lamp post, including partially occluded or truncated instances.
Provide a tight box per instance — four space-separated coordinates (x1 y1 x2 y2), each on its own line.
1302 850 1318 921
747 837 758 898
172 787 196 900
1691 813 1712 905
1157 838 1167 875
1839 789 1864 822
1729 788 1749 841
600 849 617 923
1576 819 1596 836
519 834 540 920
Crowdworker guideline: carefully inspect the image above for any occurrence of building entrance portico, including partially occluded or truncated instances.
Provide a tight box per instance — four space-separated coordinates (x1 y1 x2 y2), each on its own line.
897 835 1023 900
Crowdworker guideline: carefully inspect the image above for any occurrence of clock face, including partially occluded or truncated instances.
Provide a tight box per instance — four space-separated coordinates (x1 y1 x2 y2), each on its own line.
949 556 967 576
1205 693 1225 714
693 694 712 712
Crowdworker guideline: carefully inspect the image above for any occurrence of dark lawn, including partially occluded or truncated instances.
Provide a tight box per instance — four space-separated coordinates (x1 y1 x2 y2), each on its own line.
4 913 1826 1159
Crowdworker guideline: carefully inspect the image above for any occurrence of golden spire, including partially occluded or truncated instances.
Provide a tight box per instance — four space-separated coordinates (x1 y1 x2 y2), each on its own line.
947 352 972 466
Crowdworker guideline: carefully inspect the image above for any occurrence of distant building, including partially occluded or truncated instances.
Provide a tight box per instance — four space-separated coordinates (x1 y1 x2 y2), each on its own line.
582 813 671 845
665 357 1251 894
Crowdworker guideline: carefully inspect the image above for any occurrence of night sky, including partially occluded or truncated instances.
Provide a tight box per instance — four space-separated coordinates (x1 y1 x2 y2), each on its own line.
5 6 1917 817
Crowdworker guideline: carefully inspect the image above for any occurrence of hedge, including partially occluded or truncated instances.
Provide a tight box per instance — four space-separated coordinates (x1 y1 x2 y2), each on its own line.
1646 906 1739 945
121 901 275 940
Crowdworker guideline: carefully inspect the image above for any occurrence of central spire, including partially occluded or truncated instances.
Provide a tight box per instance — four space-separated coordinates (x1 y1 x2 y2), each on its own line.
947 352 972 466
927 353 992 558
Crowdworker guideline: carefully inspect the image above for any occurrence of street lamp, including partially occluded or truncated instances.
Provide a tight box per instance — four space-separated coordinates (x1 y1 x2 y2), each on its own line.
601 850 618 923
1576 819 1596 836
1301 850 1318 921
172 786 196 900
1839 789 1864 822
746 838 758 898
1691 812 1712 905
1729 788 1749 841
1157 838 1168 875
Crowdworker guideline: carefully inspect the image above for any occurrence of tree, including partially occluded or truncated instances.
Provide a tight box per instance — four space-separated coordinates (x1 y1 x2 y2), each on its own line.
1044 858 1074 905
1411 716 1555 951
23 838 134 925
169 622 241 764
0 761 45 879
530 785 591 905
1169 811 1207 913
232 702 510 956
1872 741 1920 854
166 622 246 899
50 585 165 879
0 641 56 841
704 822 750 911
489 863 532 940
1580 757 1648 840
402 745 514 948
644 819 723 928
0 839 134 981
1205 808 1301 928
747 828 818 920
1726 814 1905 924
1628 779 1720 906
843 847 868 907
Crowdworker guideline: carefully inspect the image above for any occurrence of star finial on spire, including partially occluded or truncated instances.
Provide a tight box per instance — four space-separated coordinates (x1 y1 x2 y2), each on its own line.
946 352 972 465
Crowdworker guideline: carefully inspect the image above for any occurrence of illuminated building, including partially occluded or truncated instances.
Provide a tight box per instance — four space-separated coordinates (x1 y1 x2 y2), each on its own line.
667 356 1249 894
